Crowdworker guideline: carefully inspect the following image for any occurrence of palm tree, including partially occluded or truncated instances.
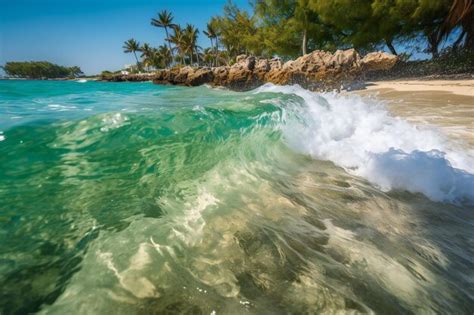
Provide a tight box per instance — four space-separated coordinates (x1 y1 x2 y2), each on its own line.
209 17 221 65
157 45 172 68
184 24 200 65
151 10 176 63
168 25 186 64
140 43 154 71
202 48 214 67
123 38 141 71
148 48 163 69
68 66 83 77
203 22 218 66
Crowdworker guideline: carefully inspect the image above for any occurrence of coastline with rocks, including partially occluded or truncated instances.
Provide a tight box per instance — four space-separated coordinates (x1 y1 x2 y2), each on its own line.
100 49 398 91
3 1 474 314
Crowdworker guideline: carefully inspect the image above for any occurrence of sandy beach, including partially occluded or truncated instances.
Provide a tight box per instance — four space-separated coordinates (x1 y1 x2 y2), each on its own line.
360 79 474 96
355 79 474 147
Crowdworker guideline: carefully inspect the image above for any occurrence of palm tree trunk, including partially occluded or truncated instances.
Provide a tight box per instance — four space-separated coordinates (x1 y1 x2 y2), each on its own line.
195 47 200 66
426 31 439 59
165 27 173 66
464 18 474 50
385 39 397 55
209 38 214 66
133 51 140 72
215 37 219 66
302 29 308 56
453 30 466 50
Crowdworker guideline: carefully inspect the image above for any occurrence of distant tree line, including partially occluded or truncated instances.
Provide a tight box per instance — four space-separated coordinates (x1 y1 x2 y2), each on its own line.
123 0 473 70
1 61 83 79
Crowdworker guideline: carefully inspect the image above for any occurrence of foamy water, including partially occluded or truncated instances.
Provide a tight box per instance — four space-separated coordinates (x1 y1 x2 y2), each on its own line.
257 84 474 204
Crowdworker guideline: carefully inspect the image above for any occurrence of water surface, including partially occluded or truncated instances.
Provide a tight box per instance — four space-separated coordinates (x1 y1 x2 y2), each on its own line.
0 80 473 314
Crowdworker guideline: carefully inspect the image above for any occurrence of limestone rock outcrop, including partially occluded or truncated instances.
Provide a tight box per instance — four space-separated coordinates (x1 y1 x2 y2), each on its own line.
187 67 214 86
102 49 398 91
360 51 398 71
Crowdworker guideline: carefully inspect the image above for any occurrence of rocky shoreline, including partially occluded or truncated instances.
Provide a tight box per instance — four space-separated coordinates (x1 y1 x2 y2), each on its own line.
101 49 398 91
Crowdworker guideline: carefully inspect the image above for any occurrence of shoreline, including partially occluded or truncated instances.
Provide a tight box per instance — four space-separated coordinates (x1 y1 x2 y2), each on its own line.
0 77 100 81
4 76 471 148
353 78 474 96
353 79 474 148
100 49 399 91
3 74 472 97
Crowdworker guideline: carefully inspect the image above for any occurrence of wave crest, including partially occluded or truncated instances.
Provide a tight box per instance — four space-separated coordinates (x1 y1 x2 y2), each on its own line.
255 84 474 204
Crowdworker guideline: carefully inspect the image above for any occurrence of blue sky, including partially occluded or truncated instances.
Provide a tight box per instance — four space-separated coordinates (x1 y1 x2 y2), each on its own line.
0 0 251 75
1 0 455 75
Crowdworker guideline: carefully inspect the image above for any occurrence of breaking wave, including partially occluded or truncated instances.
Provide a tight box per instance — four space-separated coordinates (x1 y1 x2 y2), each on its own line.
256 84 474 204
1 80 473 314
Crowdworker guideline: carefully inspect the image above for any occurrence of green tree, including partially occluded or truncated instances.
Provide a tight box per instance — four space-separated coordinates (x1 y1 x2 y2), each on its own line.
437 0 474 50
157 45 173 68
68 66 84 77
151 10 176 64
2 61 82 79
309 0 452 57
309 0 384 51
184 24 200 65
212 2 266 60
140 43 154 71
123 39 142 71
201 47 214 66
168 25 187 64
122 0 467 66
255 0 340 57
412 0 452 57
203 22 218 66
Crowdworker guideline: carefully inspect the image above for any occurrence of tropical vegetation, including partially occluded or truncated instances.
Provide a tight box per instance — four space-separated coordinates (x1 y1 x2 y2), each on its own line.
123 38 142 71
122 0 473 71
2 61 83 79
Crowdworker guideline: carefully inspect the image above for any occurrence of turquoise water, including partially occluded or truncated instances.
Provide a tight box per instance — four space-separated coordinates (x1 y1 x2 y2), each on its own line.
0 80 473 314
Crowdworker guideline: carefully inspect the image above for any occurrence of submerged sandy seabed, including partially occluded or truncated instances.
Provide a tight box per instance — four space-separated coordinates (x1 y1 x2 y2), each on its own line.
354 79 474 147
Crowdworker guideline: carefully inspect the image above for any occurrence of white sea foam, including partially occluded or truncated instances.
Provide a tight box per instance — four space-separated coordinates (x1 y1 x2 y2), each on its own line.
0 132 5 142
255 84 474 204
100 113 129 132
46 104 77 111
76 79 87 83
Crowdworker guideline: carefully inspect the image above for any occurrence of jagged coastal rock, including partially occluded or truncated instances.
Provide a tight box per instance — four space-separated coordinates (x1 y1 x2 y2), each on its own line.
103 49 397 91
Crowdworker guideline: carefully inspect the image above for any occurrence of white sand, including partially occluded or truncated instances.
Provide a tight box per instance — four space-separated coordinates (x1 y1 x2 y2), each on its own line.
361 79 474 97
353 79 474 147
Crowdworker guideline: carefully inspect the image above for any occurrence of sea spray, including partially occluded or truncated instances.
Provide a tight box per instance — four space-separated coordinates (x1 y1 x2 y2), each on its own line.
255 84 474 204
0 80 472 314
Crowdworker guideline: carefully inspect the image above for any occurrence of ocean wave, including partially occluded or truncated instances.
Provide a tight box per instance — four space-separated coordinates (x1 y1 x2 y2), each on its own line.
255 84 474 204
3 81 473 314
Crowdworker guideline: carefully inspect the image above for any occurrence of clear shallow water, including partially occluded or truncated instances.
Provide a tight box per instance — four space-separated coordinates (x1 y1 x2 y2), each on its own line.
0 80 473 314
